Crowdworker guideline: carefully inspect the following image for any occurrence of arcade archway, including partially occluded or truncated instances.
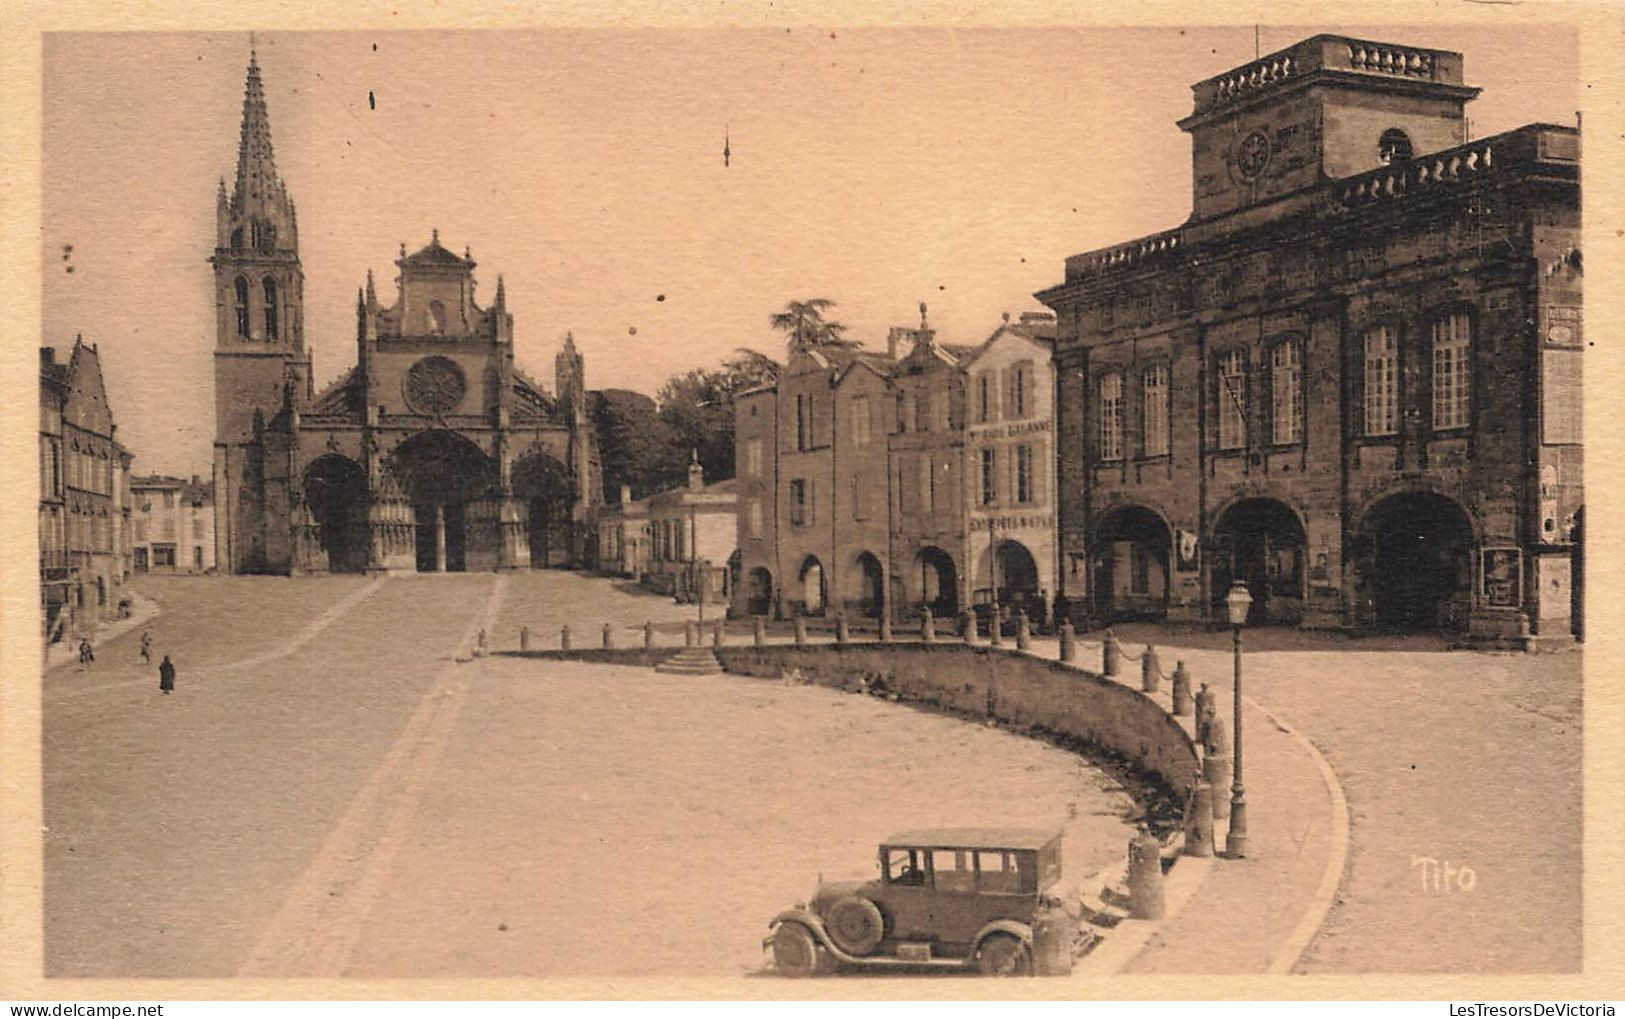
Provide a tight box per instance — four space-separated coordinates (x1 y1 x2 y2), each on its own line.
1356 491 1473 631
303 454 369 573
1093 505 1170 622
389 430 497 573
512 452 571 569
915 546 959 618
1212 498 1304 625
852 551 885 618
798 556 826 615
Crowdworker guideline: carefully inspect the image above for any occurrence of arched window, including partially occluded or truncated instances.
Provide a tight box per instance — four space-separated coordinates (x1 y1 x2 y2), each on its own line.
428 299 447 335
230 226 244 249
257 220 276 252
234 277 250 337
1378 128 1414 164
1432 311 1472 430
262 277 279 339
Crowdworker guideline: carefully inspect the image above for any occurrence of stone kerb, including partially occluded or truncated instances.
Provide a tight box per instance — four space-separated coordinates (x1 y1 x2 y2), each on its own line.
714 642 1201 801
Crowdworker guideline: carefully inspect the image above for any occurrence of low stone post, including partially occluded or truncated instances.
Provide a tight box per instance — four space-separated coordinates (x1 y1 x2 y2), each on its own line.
520 625 531 652
684 620 697 648
879 614 892 643
713 619 725 647
1141 643 1161 693
602 622 614 649
643 620 654 652
989 610 1003 647
962 611 978 644
793 616 807 647
560 624 572 651
835 614 849 647
1194 683 1216 745
1059 620 1076 663
921 609 935 644
1205 718 1232 822
1171 661 1191 716
475 628 488 658
1103 628 1121 678
1185 781 1216 858
1128 830 1166 919
752 617 765 647
1015 611 1030 651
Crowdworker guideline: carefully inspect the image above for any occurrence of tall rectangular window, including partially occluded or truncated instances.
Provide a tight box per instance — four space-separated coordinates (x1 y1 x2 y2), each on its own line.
1013 363 1029 418
920 458 935 515
1141 364 1170 457
795 395 808 451
1270 339 1302 445
1099 372 1124 462
978 374 992 423
746 439 762 477
851 477 866 520
895 393 908 433
1363 326 1398 437
849 397 871 447
1432 311 1471 430
931 390 950 431
1016 444 1033 503
789 479 807 527
981 448 997 506
1217 350 1246 450
749 499 763 537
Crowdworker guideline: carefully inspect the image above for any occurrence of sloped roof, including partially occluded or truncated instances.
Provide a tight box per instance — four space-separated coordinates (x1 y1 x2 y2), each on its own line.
399 233 473 268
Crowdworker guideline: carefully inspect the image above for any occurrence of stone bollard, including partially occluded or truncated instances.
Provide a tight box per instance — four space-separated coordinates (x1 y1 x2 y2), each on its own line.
835 614 849 647
713 619 725 648
1103 629 1121 678
475 628 488 658
752 617 765 647
602 622 614 649
921 609 935 644
1185 781 1216 858
684 620 698 648
1171 661 1192 716
1204 712 1228 760
1141 643 1161 693
879 614 893 643
1205 718 1232 821
560 624 571 651
962 611 978 644
793 616 807 647
1015 611 1030 651
520 625 531 652
1059 620 1076 663
989 611 1003 647
1128 830 1166 919
643 620 654 652
1194 683 1216 745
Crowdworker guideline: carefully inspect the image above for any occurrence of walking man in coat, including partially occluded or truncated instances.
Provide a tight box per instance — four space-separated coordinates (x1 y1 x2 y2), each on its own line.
139 629 152 664
78 638 95 670
158 655 175 695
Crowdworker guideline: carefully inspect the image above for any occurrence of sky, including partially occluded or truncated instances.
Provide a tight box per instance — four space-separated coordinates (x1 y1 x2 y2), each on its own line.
41 25 1578 476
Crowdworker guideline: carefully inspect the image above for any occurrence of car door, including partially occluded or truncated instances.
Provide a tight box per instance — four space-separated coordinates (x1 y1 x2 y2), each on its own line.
926 848 984 947
880 848 933 942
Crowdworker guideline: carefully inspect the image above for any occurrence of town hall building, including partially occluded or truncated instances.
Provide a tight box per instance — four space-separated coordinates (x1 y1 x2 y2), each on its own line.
1037 35 1582 640
211 48 601 575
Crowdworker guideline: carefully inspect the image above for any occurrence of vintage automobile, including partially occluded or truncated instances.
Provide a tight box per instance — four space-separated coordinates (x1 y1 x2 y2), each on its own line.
763 827 1086 977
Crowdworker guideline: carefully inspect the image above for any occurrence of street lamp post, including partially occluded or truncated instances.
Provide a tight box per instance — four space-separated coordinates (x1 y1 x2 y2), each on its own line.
1224 579 1253 859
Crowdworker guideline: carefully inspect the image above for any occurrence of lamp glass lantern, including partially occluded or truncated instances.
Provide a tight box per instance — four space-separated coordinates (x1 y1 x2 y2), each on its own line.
1225 580 1253 627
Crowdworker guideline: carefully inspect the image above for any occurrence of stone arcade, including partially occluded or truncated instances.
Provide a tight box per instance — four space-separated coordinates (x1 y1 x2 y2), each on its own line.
210 49 600 575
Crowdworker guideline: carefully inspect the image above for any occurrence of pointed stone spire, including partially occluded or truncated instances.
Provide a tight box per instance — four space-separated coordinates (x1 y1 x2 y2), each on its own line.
234 46 282 206
364 268 377 307
494 274 506 307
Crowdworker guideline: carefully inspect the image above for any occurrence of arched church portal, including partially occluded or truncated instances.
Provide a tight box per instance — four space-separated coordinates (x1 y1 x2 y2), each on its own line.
389 430 498 573
512 452 572 568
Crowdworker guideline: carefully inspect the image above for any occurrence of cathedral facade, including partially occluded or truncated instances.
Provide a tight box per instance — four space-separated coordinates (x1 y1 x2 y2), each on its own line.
211 50 601 575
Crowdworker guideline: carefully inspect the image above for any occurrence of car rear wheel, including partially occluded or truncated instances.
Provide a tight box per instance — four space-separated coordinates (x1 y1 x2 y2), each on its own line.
772 923 819 978
825 896 885 956
976 933 1032 976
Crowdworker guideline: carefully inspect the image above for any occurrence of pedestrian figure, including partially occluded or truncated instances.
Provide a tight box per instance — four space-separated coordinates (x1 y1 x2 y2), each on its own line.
139 629 152 664
78 639 95 670
158 655 175 695
1194 682 1215 745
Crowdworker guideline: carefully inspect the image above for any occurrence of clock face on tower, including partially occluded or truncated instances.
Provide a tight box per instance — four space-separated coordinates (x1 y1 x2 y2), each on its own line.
1235 129 1272 181
405 356 467 415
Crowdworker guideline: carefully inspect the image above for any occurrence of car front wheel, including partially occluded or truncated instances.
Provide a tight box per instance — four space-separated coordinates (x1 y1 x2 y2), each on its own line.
772 922 819 978
976 933 1032 976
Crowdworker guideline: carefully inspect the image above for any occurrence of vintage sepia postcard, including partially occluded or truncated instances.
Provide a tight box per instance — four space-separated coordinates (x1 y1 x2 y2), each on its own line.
2 0 1622 1007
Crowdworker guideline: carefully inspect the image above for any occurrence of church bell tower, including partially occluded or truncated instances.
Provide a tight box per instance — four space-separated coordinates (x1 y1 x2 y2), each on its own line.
211 45 309 573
